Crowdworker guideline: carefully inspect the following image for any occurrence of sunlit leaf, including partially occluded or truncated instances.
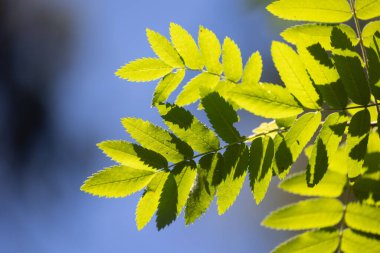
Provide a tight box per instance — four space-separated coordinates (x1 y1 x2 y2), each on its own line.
242 51 262 85
342 229 380 253
198 26 223 74
152 69 186 106
222 37 243 82
346 202 380 235
355 0 380 20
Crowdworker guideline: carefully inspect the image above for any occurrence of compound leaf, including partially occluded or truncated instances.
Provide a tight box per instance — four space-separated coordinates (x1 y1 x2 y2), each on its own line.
262 198 344 230
122 118 193 163
222 37 243 82
115 58 173 82
267 0 352 23
81 166 158 198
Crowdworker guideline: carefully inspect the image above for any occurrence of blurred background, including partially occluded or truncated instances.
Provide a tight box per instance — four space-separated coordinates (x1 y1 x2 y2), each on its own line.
0 0 301 252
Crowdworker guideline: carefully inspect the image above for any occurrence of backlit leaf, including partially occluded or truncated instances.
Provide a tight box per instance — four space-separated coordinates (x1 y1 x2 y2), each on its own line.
222 37 243 82
346 202 380 235
115 58 173 82
156 173 178 230
355 0 380 20
152 69 186 106
242 51 262 85
262 198 344 230
198 26 223 74
362 21 380 47
342 229 380 253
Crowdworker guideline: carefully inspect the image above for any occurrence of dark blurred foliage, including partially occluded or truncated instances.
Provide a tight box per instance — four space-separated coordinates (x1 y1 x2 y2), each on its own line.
0 0 72 187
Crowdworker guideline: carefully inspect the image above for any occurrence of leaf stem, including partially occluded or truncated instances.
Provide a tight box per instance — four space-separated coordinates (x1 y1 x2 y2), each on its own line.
348 0 380 115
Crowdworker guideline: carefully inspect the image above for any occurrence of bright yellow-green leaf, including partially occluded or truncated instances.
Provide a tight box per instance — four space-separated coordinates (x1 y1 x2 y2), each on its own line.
198 26 223 74
115 58 173 82
242 51 262 85
355 0 380 20
267 0 352 23
346 202 380 235
136 172 168 230
81 166 158 198
329 145 348 175
306 113 348 186
229 83 304 119
282 24 358 50
97 140 168 169
279 170 347 198
272 41 320 109
342 229 380 253
175 72 219 106
157 103 220 153
122 118 193 163
217 144 249 215
172 162 197 215
345 109 371 180
222 37 243 82
262 198 344 230
362 21 380 47
274 112 321 178
248 137 274 204
272 229 340 253
146 29 184 67
170 23 203 70
152 69 185 106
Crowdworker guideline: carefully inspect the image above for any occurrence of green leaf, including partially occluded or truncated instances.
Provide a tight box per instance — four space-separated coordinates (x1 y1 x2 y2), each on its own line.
282 24 358 50
355 0 380 20
346 202 380 235
97 140 168 169
152 69 185 106
362 21 380 47
122 118 193 163
217 144 249 215
198 26 223 74
272 41 320 109
346 109 371 180
222 37 243 82
157 103 220 153
276 116 296 128
136 172 168 230
306 113 348 186
115 58 173 82
202 92 241 143
81 166 157 198
169 23 203 70
279 170 347 198
229 83 304 119
272 229 340 253
342 229 380 253
146 29 184 68
368 40 380 100
248 136 274 204
172 161 197 215
175 72 220 106
242 51 262 85
262 198 344 230
330 26 356 51
274 112 322 178
266 0 352 23
156 173 178 230
185 153 223 225
353 178 380 206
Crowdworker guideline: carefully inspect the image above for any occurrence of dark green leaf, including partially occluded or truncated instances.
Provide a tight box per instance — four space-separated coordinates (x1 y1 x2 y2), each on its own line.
156 173 178 230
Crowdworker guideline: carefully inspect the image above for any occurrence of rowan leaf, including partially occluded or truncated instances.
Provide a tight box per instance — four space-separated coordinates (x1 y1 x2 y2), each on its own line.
272 229 340 253
146 29 184 67
185 153 223 225
248 136 274 204
170 23 203 70
355 0 380 20
306 113 348 186
156 173 178 230
81 166 158 198
346 109 371 180
342 229 380 253
198 26 223 74
367 38 380 100
115 58 173 82
157 103 220 153
266 0 352 23
346 202 380 235
122 118 193 163
217 144 249 215
242 51 262 85
229 83 304 119
279 170 347 198
272 41 320 109
152 69 185 106
362 21 380 47
175 72 220 106
261 198 344 230
222 37 243 82
97 140 168 169
202 92 241 143
274 112 322 178
136 172 168 230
